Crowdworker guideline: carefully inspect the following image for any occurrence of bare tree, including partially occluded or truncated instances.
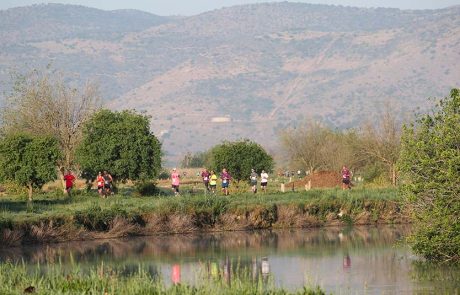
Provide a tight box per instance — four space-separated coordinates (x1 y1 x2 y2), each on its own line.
280 121 357 173
356 105 401 186
1 69 100 188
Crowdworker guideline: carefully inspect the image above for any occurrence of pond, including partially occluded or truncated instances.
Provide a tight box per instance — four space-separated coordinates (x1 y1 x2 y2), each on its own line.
1 226 459 294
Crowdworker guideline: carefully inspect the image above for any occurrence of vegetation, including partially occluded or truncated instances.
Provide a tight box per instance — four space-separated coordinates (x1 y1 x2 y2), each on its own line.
0 134 60 201
0 263 325 295
280 110 402 186
399 88 460 263
76 110 162 182
0 69 100 176
180 151 209 168
0 187 405 245
208 140 274 182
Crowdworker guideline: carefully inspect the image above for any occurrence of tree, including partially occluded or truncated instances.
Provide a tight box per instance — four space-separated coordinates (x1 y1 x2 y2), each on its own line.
1 69 100 186
208 140 274 182
280 121 357 173
398 88 460 262
0 134 61 201
180 151 210 168
76 110 162 182
356 106 401 186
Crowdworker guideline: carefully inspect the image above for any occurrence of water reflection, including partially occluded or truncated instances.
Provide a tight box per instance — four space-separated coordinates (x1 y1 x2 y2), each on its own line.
0 226 459 293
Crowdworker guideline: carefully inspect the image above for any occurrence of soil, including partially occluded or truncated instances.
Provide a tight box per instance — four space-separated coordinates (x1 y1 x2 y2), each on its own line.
285 171 341 189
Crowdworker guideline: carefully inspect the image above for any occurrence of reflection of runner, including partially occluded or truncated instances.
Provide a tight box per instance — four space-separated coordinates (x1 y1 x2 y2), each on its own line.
343 254 351 269
221 168 231 196
260 170 268 193
172 264 181 284
342 166 352 190
171 168 180 196
250 169 258 194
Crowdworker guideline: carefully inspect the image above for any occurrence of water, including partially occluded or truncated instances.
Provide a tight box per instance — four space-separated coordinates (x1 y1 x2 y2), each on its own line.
1 226 459 294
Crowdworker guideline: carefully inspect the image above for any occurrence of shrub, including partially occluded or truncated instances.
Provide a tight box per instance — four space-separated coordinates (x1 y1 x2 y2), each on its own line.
399 88 460 262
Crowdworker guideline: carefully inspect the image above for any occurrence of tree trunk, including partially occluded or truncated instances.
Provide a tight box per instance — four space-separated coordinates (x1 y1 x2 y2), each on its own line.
391 164 397 186
59 166 66 194
27 183 33 202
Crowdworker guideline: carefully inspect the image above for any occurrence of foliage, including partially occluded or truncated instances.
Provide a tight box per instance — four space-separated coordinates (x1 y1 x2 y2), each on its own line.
0 133 61 201
356 105 401 185
180 151 210 168
134 181 158 196
280 121 359 173
399 88 460 262
208 139 274 181
76 110 162 182
1 69 100 173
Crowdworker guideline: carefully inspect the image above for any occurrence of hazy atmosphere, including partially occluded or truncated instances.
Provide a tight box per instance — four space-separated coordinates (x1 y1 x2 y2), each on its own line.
2 0 460 14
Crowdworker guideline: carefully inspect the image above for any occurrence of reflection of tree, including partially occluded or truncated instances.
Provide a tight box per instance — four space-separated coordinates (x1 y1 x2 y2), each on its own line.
0 226 411 265
410 262 460 293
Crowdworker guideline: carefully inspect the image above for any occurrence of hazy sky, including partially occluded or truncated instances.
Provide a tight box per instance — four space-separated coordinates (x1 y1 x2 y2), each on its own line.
2 0 460 15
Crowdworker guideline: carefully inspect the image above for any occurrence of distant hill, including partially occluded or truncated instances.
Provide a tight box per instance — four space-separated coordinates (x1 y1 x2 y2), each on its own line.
0 3 459 164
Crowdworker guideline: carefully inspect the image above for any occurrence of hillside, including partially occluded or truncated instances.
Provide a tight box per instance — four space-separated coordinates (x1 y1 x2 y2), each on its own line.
0 3 459 163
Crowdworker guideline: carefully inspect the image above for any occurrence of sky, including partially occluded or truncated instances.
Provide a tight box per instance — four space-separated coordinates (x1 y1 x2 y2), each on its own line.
2 0 460 15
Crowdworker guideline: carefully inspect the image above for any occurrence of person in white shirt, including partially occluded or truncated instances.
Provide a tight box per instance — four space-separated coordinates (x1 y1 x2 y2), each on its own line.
260 170 269 193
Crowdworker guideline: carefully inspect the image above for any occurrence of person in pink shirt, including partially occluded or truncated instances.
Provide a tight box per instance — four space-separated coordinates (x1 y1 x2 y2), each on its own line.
171 168 180 196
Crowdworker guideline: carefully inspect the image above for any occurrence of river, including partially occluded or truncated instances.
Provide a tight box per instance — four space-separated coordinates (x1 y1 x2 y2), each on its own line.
1 226 459 294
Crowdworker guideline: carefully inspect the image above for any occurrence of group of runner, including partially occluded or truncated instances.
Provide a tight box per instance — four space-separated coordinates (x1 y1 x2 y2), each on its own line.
171 168 270 196
96 170 113 197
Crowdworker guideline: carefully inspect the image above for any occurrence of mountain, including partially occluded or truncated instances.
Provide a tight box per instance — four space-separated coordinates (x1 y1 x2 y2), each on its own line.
0 3 459 163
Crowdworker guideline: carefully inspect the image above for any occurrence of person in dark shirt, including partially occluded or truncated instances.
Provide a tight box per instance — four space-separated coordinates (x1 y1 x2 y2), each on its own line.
342 166 352 190
201 168 211 193
221 168 232 196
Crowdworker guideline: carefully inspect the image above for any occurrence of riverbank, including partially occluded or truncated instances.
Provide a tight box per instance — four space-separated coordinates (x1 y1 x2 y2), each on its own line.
0 188 409 246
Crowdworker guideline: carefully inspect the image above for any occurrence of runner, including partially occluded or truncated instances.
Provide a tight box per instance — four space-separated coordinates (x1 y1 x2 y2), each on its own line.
102 171 113 195
63 170 76 196
171 168 180 196
250 169 258 194
209 171 218 194
96 171 104 196
342 166 352 190
221 168 232 196
201 168 211 193
260 170 269 193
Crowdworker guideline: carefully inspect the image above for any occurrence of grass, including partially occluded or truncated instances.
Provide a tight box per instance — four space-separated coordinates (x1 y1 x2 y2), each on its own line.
0 262 325 295
0 187 406 245
0 187 399 226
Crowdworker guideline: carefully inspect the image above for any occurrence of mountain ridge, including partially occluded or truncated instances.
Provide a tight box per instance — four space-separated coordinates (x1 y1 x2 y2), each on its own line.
0 3 459 164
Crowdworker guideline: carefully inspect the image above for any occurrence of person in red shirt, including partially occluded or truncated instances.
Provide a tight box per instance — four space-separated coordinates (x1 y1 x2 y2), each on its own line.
96 171 104 196
63 170 76 196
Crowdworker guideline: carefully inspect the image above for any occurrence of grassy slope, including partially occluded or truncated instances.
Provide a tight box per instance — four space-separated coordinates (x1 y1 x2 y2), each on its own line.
0 187 400 226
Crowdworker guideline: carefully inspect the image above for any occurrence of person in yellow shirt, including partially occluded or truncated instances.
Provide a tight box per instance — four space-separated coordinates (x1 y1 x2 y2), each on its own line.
209 171 218 194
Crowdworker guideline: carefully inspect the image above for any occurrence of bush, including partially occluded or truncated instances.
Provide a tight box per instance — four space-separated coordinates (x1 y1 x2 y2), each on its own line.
134 181 158 196
399 88 460 262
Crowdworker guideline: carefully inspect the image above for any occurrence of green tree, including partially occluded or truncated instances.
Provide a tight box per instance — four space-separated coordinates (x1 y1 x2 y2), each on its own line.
1 69 100 188
0 134 61 201
399 88 460 262
208 140 274 182
76 110 162 183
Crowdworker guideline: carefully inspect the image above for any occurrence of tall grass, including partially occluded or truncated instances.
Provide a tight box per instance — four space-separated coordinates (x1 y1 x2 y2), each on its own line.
0 262 325 295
